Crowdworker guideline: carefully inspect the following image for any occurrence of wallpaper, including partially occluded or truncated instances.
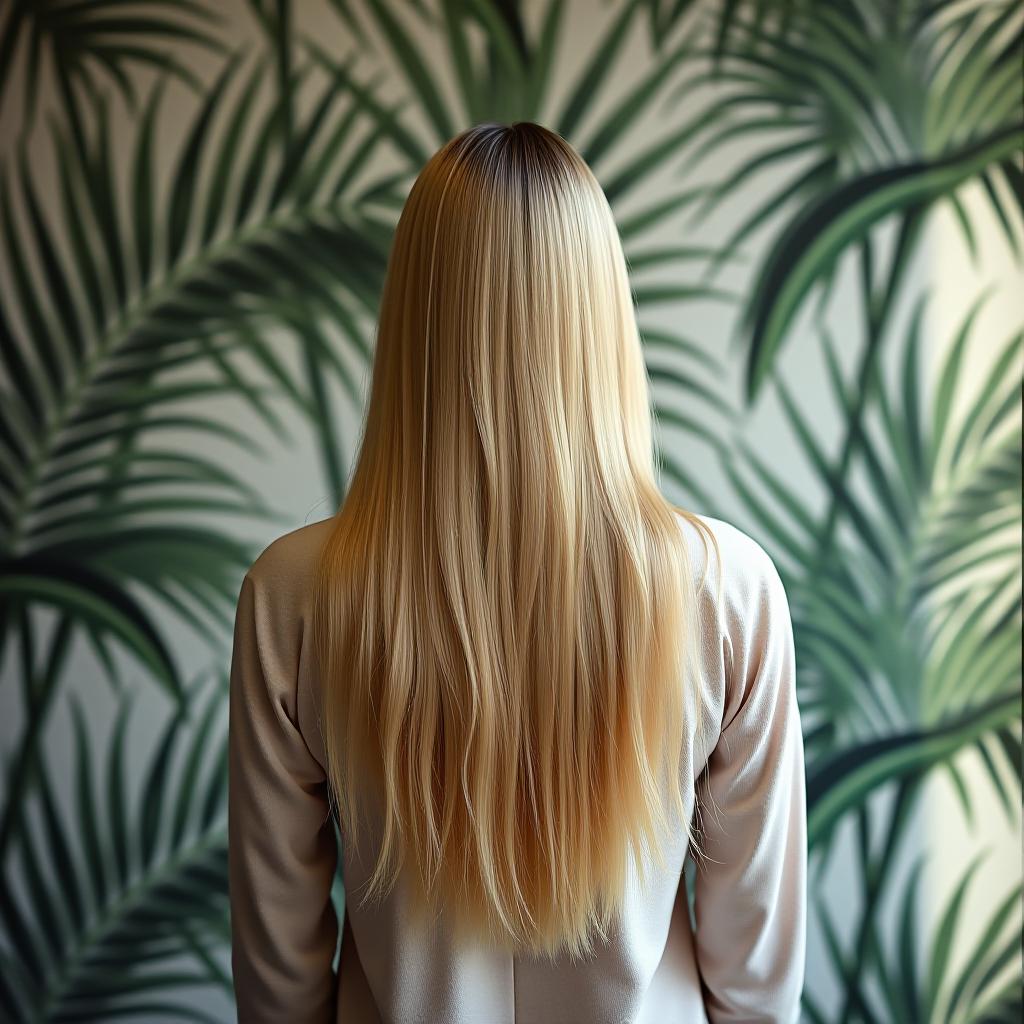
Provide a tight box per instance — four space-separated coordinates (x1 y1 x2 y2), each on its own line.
0 1 1021 1021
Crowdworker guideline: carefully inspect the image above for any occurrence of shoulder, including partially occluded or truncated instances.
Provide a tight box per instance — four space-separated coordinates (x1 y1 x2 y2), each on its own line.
238 515 338 656
234 515 337 715
676 510 782 592
673 510 790 641
245 514 337 601
675 512 794 731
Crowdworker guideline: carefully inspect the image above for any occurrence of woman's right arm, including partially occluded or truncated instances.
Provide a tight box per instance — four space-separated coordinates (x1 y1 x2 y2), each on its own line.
692 537 808 1023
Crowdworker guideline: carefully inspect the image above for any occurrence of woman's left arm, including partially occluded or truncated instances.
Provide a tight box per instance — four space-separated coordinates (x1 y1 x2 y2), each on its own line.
228 570 339 1022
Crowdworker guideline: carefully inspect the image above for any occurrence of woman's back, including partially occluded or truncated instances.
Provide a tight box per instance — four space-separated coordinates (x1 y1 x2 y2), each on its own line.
228 507 807 1023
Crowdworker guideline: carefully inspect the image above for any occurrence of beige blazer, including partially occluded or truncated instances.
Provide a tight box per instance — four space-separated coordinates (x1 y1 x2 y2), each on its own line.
227 511 807 1023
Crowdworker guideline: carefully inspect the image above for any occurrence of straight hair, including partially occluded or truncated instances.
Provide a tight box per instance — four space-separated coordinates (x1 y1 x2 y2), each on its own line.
310 121 721 962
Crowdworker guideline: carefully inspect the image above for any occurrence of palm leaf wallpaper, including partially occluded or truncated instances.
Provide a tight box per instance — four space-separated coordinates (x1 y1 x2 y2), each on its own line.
0 0 1020 1020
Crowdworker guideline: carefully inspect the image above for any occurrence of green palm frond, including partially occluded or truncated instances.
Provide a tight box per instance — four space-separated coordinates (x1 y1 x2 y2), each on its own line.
718 291 1022 842
0 680 230 1024
0 0 229 143
825 850 1024 1023
638 242 745 505
670 0 1024 398
311 0 735 293
806 690 1021 853
741 126 1021 399
0 39 402 949
0 42 400 675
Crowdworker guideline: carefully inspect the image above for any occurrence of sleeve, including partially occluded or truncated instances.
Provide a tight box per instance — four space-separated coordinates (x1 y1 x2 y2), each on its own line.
228 571 339 1022
692 547 808 1024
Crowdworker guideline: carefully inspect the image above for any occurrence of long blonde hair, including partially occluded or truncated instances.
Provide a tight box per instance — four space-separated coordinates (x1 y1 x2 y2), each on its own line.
311 121 720 961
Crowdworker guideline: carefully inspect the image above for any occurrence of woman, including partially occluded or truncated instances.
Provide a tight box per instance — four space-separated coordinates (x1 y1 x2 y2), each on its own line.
228 121 807 1024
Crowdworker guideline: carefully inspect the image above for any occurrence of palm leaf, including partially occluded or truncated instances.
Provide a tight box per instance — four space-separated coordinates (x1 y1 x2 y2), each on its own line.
0 681 231 1023
720 291 1022 839
0 0 227 135
859 852 1023 1023
742 125 1023 400
665 0 1023 397
0 42 397 680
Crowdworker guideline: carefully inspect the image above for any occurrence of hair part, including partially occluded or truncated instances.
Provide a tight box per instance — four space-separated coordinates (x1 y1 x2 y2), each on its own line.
311 121 722 961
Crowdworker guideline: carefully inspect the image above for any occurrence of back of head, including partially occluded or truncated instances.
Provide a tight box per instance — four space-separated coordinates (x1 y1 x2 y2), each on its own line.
311 121 719 961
